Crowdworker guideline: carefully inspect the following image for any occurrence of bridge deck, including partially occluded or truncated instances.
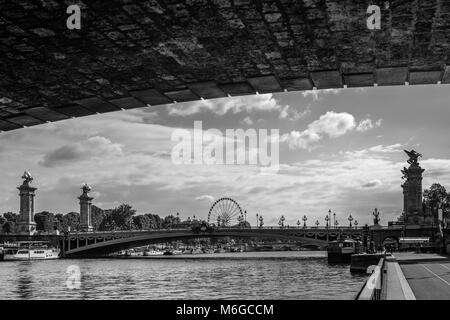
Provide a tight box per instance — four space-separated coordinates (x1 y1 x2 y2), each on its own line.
396 253 450 300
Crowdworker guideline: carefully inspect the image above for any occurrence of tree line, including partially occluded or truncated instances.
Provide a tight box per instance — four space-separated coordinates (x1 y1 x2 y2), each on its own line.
0 203 186 234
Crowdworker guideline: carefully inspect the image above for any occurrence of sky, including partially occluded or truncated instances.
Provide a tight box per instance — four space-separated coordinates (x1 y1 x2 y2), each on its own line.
1 84 450 227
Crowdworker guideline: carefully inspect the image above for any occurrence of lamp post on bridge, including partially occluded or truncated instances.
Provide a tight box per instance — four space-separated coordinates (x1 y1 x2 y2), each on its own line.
302 215 307 228
354 220 359 228
335 220 339 228
348 214 353 229
297 219 301 229
373 208 380 226
259 215 264 228
256 213 259 228
278 215 285 229
325 215 330 229
315 220 319 228
333 212 336 229
328 210 331 228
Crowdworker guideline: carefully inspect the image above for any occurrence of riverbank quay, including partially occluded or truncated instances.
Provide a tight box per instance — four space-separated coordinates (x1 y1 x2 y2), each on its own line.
395 252 450 300
357 251 450 300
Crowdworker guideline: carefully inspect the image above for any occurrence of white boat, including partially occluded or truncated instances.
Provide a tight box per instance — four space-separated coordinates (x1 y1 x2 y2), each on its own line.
191 248 203 254
3 242 60 261
144 249 164 256
125 249 142 256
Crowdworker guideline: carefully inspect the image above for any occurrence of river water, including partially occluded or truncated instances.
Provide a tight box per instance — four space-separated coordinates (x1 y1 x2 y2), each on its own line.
0 251 367 300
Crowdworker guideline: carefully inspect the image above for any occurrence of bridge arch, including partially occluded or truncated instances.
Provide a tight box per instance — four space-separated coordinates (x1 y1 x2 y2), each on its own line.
382 236 400 250
62 229 329 257
1 1 449 132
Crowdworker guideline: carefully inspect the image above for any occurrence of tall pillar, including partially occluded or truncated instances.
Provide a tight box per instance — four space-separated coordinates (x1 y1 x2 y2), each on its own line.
79 184 93 232
16 171 37 235
402 150 426 225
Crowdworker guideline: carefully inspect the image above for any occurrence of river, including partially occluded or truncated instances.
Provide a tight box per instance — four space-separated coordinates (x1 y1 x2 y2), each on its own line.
0 251 367 300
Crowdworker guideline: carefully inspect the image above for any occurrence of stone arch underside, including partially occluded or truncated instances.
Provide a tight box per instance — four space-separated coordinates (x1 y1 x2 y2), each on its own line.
1 0 450 132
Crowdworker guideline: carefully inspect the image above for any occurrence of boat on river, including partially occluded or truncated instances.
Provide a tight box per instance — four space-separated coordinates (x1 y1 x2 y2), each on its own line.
2 241 60 261
327 239 362 263
144 249 164 256
163 249 183 255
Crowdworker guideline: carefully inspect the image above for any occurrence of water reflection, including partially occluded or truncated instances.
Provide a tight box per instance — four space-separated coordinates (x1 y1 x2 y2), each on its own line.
15 262 33 299
0 252 367 300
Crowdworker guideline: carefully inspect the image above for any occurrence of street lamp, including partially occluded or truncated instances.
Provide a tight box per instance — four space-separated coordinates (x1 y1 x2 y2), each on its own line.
279 215 285 229
259 215 264 228
373 208 380 226
354 220 359 228
315 220 319 228
333 212 336 228
256 213 259 227
328 209 331 227
302 215 307 228
325 215 330 229
297 219 301 228
335 220 339 228
348 214 353 228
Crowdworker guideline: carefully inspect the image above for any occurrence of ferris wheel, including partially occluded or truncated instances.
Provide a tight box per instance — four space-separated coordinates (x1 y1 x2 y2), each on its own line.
207 197 243 227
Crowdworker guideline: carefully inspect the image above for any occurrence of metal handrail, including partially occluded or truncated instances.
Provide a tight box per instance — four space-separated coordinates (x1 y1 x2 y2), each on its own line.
355 253 386 300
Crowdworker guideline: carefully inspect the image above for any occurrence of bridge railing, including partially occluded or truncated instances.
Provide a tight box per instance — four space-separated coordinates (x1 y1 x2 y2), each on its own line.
355 254 386 300
64 225 367 236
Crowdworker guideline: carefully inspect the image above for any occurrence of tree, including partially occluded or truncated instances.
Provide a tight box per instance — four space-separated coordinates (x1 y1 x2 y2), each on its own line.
62 212 80 232
112 204 136 230
99 204 136 231
91 205 105 231
2 221 14 233
423 183 447 208
3 212 18 222
144 213 162 229
133 214 151 230
162 215 178 228
34 211 55 233
54 213 64 232
1 212 18 234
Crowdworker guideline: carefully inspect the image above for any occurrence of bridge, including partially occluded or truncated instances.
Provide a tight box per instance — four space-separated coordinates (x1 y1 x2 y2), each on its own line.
1 0 450 131
0 226 365 257
1 224 446 258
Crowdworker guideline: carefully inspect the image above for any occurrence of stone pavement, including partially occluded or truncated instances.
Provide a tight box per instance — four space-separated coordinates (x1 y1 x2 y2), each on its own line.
395 252 450 300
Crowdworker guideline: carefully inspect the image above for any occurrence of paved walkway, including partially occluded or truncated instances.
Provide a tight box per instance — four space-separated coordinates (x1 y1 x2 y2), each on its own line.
394 252 450 300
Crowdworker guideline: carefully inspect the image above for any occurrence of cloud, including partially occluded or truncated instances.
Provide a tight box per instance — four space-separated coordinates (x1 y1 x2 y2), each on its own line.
356 118 382 132
279 105 311 120
166 94 282 117
343 144 403 158
361 179 383 189
301 88 341 101
39 136 123 168
195 195 215 202
240 116 253 125
280 111 356 150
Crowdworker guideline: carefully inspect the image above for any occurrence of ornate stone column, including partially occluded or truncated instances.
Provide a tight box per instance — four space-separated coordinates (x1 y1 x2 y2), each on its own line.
402 150 425 225
79 184 93 232
16 171 37 235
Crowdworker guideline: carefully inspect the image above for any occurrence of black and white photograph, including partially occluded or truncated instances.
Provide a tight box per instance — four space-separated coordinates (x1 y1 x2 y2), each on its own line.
0 0 450 309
